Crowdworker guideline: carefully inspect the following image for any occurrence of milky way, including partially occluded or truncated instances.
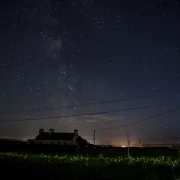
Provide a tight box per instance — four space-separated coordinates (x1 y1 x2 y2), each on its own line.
1 0 180 145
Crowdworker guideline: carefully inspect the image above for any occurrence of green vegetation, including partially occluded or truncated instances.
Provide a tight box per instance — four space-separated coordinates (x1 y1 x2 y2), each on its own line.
0 152 180 180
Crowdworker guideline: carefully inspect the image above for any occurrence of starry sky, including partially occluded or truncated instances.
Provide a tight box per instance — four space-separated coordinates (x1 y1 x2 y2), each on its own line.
1 0 180 145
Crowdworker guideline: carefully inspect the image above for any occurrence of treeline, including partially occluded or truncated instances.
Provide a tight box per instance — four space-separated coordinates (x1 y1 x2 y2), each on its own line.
0 143 179 157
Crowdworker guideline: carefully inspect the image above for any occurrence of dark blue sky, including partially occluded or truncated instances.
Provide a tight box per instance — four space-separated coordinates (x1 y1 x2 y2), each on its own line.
0 0 180 145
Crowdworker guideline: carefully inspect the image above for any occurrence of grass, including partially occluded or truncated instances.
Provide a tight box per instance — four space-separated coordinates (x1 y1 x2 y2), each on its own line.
0 152 180 180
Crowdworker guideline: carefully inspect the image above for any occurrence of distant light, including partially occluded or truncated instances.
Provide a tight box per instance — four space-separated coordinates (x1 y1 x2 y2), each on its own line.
121 145 126 148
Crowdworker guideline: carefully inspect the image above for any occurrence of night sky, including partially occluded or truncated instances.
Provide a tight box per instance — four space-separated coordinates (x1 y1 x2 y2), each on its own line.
1 0 180 146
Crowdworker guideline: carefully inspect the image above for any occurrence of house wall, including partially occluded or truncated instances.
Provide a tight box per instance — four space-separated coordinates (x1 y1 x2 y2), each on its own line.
73 135 78 146
28 140 75 145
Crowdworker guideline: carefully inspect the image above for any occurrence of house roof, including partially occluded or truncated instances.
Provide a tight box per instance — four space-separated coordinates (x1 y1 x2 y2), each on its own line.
35 132 75 141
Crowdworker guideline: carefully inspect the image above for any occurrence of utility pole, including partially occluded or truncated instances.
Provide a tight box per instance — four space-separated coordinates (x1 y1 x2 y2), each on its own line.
128 139 131 157
124 130 130 157
137 135 141 147
93 130 96 145
138 137 141 147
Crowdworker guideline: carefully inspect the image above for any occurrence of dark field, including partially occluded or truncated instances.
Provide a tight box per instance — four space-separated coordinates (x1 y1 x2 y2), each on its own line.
0 152 180 180
0 144 180 180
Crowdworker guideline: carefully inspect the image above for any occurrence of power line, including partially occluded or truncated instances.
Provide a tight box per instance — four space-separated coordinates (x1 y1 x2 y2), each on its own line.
0 95 150 115
1 95 180 115
0 102 179 124
103 106 180 130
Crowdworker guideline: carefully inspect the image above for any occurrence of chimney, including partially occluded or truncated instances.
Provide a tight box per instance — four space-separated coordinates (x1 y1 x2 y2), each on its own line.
49 128 54 134
74 129 78 135
39 128 44 134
